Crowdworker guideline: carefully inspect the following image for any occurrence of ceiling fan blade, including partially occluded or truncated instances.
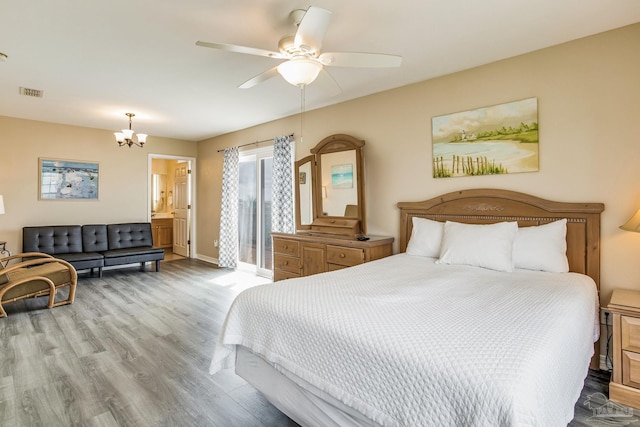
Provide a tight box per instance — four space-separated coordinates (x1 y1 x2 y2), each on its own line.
196 41 285 59
239 66 280 89
319 52 402 68
294 7 331 54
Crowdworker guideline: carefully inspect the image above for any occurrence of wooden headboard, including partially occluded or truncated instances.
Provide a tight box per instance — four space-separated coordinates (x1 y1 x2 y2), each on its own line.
397 189 604 288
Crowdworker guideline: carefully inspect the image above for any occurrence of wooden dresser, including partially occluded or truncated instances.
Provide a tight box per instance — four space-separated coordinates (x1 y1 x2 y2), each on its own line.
272 232 394 282
608 289 640 408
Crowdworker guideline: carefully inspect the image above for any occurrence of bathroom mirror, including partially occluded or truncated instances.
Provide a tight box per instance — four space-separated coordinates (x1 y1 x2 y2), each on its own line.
151 173 167 212
294 134 366 236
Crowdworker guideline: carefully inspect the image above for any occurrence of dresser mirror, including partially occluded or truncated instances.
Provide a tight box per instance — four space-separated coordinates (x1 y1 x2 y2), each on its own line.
294 134 366 236
317 150 358 217
295 155 315 229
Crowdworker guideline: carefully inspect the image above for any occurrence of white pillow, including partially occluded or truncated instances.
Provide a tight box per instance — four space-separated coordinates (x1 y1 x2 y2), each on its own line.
405 217 444 258
436 221 518 272
513 219 569 273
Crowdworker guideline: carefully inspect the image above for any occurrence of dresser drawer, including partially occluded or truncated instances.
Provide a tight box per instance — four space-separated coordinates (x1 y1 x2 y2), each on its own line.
623 350 640 389
273 239 300 257
274 254 300 274
311 218 361 237
622 316 640 353
326 245 364 267
274 269 300 281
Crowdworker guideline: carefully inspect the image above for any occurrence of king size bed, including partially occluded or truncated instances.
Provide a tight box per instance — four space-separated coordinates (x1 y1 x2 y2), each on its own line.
210 189 604 426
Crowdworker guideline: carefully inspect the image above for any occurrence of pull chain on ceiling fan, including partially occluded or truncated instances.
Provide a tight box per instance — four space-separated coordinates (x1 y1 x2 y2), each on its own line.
196 6 402 92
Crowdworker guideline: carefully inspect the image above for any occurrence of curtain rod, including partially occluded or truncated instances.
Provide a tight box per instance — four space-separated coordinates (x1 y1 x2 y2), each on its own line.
217 133 294 153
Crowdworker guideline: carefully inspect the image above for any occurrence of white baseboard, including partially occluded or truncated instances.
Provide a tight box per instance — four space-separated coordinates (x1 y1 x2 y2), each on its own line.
195 254 218 265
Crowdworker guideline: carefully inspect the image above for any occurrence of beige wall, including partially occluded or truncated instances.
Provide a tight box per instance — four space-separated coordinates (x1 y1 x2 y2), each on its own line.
196 23 640 305
0 116 197 253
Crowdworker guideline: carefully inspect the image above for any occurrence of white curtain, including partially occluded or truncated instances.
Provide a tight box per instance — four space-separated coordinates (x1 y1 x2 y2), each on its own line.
219 147 239 268
271 135 295 234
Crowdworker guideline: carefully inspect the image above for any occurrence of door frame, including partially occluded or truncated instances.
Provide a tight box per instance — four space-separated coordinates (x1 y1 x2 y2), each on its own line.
148 154 196 258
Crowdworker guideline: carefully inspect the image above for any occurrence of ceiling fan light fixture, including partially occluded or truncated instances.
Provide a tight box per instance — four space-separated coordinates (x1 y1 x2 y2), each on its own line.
196 6 400 91
277 57 322 87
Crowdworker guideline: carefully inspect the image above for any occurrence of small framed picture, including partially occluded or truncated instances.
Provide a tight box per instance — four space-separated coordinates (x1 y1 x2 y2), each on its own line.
299 171 306 185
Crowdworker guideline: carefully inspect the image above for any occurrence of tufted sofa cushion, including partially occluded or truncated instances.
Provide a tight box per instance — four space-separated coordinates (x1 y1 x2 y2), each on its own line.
107 223 153 249
82 224 109 252
23 226 83 254
103 223 163 267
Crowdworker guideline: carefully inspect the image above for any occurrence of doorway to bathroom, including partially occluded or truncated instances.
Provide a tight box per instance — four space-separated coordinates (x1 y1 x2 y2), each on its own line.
149 154 196 260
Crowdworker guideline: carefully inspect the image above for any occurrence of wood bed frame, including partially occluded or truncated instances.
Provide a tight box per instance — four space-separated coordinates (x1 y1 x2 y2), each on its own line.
397 188 605 369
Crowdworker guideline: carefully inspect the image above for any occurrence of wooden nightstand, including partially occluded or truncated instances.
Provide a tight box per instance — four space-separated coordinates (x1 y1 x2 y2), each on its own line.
608 289 640 408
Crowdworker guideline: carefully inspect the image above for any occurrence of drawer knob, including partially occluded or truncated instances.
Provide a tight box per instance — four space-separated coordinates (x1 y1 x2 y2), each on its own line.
340 253 345 258
284 261 288 265
331 220 336 224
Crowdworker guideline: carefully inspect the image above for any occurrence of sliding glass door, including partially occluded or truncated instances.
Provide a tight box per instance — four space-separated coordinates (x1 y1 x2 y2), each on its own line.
238 147 273 277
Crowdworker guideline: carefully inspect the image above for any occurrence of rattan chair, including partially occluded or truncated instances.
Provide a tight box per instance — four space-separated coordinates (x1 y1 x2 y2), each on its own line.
0 252 77 318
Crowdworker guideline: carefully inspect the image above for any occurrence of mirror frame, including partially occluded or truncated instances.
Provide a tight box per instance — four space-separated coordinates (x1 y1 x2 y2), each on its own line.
310 134 366 234
295 155 315 230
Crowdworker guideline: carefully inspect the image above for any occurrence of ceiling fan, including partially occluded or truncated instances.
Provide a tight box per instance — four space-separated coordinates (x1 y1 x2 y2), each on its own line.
196 6 402 91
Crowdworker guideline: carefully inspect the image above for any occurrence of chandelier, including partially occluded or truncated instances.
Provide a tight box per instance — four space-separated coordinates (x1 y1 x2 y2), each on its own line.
114 113 148 147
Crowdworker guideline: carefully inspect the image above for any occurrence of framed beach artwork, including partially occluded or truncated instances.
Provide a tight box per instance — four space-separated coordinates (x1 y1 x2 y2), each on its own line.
432 97 539 178
39 158 100 200
331 164 353 189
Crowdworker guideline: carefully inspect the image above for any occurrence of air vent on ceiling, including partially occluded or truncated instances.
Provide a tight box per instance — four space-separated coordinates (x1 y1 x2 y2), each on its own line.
19 87 44 98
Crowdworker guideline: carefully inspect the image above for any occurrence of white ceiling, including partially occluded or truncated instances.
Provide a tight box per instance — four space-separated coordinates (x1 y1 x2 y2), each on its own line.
1 0 639 142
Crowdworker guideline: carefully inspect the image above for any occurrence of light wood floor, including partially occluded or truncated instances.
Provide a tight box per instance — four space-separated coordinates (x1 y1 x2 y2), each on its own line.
0 258 634 426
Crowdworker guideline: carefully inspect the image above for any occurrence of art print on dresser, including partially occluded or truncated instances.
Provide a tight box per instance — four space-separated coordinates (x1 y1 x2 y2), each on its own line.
39 158 100 200
432 97 539 178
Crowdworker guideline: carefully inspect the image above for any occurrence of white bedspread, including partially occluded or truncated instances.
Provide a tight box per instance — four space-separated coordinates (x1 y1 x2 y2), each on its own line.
210 254 599 427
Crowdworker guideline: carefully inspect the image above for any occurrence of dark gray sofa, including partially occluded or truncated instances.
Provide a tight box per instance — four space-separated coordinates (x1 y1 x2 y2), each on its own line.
23 223 165 277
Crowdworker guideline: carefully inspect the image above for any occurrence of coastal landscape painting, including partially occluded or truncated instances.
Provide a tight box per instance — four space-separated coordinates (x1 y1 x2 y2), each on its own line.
39 158 99 200
331 164 353 189
432 98 539 178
